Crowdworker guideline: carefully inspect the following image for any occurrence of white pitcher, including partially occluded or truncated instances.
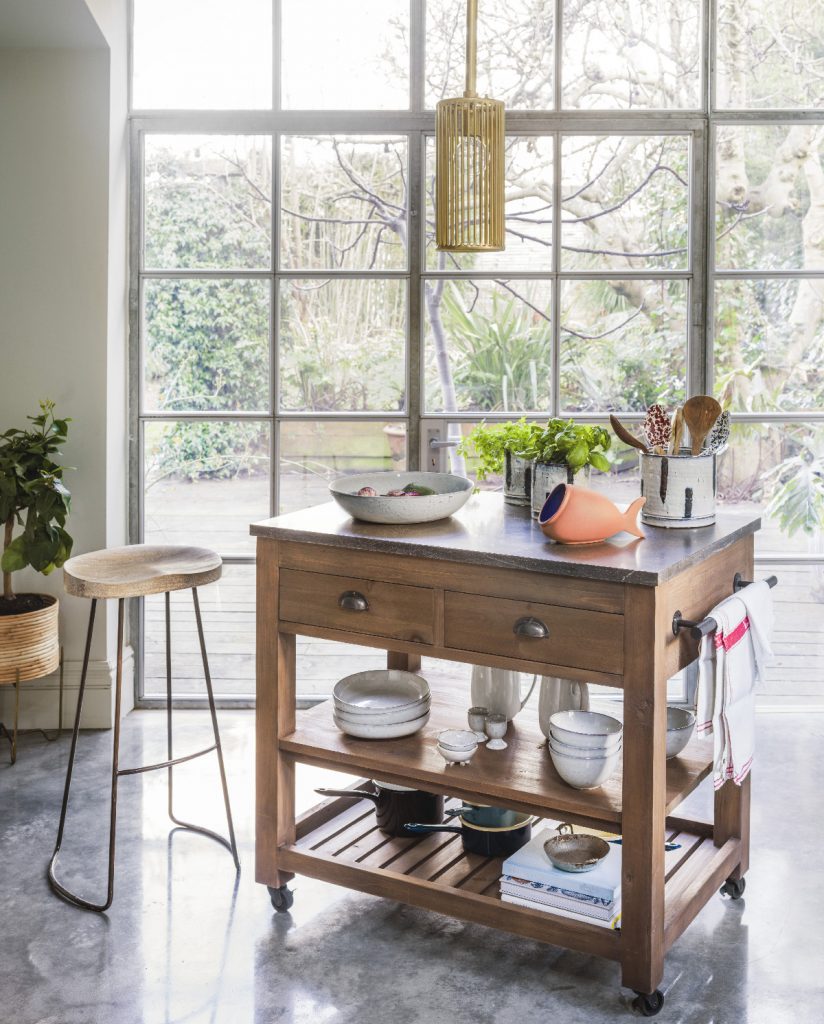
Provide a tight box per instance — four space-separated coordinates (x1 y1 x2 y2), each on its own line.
470 665 536 721
537 676 590 738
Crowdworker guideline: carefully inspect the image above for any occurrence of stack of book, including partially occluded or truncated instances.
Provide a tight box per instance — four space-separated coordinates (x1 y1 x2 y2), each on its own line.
500 828 621 929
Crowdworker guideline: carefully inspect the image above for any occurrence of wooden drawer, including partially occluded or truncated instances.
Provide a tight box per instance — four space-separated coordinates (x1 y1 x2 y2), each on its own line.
444 591 623 675
279 568 435 645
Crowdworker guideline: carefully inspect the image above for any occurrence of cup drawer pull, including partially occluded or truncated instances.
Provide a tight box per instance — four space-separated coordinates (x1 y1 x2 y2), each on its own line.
513 616 549 639
339 590 369 612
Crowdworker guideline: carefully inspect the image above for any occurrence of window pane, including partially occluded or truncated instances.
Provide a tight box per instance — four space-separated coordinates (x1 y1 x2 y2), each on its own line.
144 136 272 270
425 136 553 272
279 421 407 513
280 136 407 271
560 279 687 412
143 280 270 413
561 0 701 109
423 279 552 413
143 564 256 698
714 279 824 414
132 0 272 109
716 0 824 108
281 0 409 109
279 279 406 412
426 0 554 109
717 422 824 555
715 125 824 272
561 135 690 270
143 421 269 555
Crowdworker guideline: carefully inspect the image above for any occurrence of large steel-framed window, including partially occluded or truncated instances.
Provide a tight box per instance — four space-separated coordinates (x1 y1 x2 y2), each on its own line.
130 1 824 707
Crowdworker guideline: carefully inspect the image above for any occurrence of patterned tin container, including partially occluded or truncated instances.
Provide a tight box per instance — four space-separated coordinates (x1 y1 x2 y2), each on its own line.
531 463 590 518
640 450 716 528
504 451 532 507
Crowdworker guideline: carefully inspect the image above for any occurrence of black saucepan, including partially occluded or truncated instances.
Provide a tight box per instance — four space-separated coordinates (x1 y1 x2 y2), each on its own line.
404 811 533 857
443 803 523 829
315 783 443 837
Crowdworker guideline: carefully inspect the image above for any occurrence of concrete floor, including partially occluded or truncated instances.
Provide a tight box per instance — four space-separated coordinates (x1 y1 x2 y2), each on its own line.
1 709 822 1024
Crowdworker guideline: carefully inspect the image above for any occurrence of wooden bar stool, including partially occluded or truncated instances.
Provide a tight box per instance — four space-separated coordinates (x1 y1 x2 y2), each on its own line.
48 544 240 912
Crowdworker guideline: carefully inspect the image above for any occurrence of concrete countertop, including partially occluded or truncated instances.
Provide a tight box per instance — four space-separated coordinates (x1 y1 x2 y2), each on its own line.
251 492 760 586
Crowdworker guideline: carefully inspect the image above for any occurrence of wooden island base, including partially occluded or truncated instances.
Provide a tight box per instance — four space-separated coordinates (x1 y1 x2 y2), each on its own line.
252 497 758 1016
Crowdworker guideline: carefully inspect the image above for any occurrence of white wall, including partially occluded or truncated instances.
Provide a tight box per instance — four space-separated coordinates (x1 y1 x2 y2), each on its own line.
0 0 130 729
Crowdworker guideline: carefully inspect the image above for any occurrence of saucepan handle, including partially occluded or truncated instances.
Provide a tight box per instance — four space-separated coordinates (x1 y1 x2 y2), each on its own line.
403 823 462 835
315 787 378 806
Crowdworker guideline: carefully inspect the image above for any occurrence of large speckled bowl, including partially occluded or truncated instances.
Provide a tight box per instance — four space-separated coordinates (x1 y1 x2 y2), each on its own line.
329 472 473 524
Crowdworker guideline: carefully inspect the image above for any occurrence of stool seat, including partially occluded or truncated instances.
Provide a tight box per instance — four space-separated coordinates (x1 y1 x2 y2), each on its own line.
63 544 222 599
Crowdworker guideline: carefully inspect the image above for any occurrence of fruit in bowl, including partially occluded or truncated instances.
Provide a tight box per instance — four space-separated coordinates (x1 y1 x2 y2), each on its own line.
330 472 472 524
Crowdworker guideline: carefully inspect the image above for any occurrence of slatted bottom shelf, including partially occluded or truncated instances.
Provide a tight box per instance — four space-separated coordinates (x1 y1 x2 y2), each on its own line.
278 792 740 963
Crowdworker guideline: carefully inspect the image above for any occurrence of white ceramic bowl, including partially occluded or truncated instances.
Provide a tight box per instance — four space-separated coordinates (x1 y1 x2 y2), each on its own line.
333 670 430 715
549 710 623 749
548 725 622 754
334 699 431 728
329 472 473 525
666 706 696 759
549 734 622 759
549 744 621 790
437 741 478 765
437 728 480 751
333 709 430 740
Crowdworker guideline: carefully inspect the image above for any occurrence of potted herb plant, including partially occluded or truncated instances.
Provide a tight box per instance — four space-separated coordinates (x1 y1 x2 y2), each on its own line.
0 402 72 690
457 418 544 506
520 419 612 518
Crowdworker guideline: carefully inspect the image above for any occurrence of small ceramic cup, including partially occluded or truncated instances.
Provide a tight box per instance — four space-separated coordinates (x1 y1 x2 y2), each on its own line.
485 712 508 751
467 706 489 742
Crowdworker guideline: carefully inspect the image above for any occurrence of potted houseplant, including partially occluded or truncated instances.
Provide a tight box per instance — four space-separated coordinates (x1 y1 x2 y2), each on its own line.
519 419 612 518
457 418 544 506
0 401 72 692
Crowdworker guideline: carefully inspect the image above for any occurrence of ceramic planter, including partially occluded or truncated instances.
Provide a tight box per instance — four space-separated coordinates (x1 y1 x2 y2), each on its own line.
531 463 592 519
0 594 60 685
538 484 646 545
640 450 716 528
503 451 532 506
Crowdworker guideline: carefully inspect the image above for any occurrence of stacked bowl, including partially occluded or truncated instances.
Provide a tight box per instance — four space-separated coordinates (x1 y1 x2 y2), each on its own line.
436 729 479 765
333 669 430 739
548 710 623 790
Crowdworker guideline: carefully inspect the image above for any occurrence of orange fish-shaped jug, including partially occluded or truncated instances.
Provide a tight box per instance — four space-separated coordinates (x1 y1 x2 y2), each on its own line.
538 484 646 545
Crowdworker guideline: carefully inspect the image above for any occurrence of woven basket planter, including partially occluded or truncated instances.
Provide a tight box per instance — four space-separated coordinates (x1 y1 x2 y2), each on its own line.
0 595 60 685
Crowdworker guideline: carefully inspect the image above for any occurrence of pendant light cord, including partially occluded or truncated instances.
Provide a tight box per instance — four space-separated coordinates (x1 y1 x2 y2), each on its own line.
465 0 478 96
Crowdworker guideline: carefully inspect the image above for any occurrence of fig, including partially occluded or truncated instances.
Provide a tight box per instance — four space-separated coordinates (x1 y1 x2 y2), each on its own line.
357 486 378 497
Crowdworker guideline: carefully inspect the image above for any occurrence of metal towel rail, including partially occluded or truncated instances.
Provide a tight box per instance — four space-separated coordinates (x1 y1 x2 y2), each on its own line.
672 573 778 639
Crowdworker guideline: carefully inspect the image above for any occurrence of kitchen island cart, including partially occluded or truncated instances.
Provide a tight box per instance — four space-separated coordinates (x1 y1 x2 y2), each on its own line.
252 495 759 1016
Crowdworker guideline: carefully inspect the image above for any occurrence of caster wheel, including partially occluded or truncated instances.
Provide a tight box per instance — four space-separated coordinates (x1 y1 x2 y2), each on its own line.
268 884 294 913
632 990 664 1017
720 876 746 900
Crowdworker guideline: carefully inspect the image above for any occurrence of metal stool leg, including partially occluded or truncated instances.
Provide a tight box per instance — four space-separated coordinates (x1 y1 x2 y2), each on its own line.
0 669 21 764
165 588 239 870
48 598 126 912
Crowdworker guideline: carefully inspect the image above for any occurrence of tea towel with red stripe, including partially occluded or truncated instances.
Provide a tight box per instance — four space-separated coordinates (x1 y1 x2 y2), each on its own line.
696 581 773 788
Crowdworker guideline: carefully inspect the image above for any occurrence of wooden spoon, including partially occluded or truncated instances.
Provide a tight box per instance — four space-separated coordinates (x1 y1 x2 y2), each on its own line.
609 414 649 454
668 406 684 455
683 395 722 456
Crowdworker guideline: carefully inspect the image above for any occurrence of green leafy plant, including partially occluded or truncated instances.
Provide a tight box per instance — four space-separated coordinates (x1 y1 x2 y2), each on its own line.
456 418 544 481
520 419 612 474
0 401 73 602
763 442 824 538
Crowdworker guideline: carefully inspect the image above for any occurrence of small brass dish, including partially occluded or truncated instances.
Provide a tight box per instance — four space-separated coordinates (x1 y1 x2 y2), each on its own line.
543 823 611 873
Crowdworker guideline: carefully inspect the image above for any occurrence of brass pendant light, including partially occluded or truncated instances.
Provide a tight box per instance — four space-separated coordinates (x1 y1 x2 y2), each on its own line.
435 0 505 252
